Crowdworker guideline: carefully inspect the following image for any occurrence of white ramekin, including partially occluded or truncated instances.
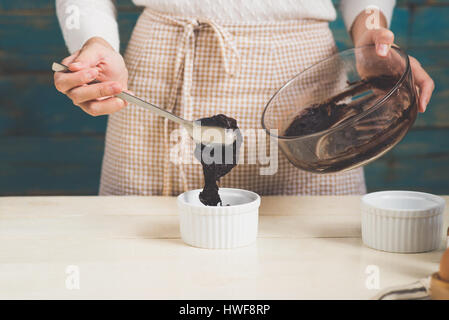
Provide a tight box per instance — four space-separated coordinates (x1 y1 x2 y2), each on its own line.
361 191 446 253
177 188 261 249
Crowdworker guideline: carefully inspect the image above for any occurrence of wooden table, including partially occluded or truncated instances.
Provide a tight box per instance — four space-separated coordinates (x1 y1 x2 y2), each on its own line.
0 196 447 299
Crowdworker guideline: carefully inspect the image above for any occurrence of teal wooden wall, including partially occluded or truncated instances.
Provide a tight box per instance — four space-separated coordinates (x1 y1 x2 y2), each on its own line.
0 0 448 195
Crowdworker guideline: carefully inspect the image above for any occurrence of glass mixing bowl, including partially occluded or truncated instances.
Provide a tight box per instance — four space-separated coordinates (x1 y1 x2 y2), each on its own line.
261 45 418 174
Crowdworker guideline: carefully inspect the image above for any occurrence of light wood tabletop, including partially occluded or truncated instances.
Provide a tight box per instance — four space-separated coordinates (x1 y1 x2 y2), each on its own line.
0 195 447 299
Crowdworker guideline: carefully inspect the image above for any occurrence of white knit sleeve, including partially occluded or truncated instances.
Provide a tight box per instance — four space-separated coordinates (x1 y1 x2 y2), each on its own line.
56 0 120 54
339 0 396 31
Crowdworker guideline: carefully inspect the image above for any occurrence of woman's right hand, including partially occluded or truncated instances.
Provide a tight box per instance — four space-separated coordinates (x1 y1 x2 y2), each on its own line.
54 36 129 116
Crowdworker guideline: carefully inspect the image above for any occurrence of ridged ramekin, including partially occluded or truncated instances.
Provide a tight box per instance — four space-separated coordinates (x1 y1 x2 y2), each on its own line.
361 191 445 253
177 188 261 249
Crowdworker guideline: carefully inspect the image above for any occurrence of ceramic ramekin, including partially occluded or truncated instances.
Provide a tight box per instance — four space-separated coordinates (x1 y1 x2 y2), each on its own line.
177 188 261 249
361 191 445 253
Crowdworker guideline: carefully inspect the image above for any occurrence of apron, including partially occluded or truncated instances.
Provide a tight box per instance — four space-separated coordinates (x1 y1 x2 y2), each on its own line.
99 8 366 196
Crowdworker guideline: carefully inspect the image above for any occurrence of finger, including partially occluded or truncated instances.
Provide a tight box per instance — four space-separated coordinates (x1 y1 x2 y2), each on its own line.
68 81 122 105
79 97 127 116
54 51 83 92
61 56 75 66
54 68 98 93
373 29 395 57
69 46 101 71
410 58 434 112
61 50 80 66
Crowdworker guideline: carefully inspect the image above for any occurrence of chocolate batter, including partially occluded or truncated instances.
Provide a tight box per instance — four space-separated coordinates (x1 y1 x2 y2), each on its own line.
284 75 400 137
194 114 242 206
281 74 417 173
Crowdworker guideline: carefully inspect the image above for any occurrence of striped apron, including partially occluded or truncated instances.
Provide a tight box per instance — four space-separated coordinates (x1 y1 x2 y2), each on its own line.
99 8 366 196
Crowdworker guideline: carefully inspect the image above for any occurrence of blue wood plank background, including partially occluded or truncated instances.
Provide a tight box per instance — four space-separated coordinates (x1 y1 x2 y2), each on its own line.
1 0 448 195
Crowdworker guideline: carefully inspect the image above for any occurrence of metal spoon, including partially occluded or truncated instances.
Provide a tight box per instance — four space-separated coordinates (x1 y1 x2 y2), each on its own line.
52 62 236 145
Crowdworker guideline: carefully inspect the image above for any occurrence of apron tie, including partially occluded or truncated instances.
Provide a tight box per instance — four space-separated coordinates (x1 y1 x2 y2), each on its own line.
145 10 241 196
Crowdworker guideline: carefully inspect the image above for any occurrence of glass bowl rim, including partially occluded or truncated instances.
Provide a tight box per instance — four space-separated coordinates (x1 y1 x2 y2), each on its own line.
261 44 411 141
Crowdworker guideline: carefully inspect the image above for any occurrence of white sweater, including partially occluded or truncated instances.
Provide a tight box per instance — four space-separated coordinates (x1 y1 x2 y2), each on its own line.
56 0 395 53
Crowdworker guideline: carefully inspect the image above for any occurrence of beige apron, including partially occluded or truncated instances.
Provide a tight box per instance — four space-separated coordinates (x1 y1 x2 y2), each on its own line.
99 9 366 196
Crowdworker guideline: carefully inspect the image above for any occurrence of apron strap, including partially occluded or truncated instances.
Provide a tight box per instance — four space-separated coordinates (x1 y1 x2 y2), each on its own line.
144 10 241 195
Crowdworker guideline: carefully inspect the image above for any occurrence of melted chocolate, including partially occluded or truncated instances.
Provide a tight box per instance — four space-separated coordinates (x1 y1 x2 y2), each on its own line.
281 74 417 173
284 75 400 137
194 114 242 206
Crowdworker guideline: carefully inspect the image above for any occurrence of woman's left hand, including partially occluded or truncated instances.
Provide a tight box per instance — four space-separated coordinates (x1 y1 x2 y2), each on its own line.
354 27 434 113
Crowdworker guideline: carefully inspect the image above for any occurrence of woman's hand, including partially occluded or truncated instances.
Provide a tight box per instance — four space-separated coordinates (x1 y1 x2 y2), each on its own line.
351 11 434 113
54 37 129 116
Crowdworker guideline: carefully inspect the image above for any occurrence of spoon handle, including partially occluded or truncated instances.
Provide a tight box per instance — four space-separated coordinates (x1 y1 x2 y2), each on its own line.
115 91 189 126
51 62 190 127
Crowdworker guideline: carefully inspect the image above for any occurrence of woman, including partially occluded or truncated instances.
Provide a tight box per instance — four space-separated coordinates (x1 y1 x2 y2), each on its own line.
54 0 434 196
